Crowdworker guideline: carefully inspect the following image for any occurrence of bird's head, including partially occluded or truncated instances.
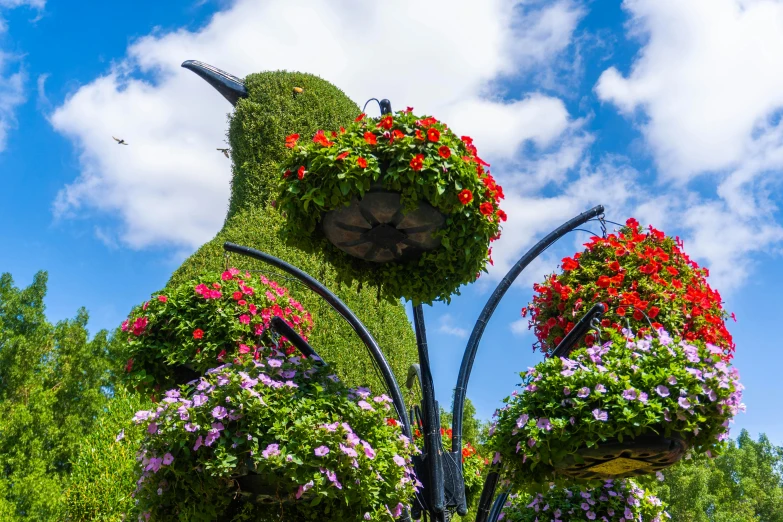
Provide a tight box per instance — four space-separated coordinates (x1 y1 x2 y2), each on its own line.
182 60 359 220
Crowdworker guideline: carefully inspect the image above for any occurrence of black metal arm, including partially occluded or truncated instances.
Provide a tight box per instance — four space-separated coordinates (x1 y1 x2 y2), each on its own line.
223 242 411 437
551 302 605 358
452 206 604 454
269 316 323 362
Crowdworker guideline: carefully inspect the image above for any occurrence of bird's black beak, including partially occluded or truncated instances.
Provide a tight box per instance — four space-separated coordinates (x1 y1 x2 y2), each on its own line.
181 60 249 106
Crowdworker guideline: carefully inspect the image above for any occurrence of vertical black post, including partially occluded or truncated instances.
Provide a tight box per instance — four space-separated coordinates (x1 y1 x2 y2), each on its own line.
413 304 446 514
451 205 604 455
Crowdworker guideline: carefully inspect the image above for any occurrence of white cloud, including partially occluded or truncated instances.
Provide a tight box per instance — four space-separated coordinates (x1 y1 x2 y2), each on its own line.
0 51 24 152
50 0 583 249
0 0 43 153
0 0 45 8
593 0 783 292
510 317 531 337
437 314 469 339
596 0 783 180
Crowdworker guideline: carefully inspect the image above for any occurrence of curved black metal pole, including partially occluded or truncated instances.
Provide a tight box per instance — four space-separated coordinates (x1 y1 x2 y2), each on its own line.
223 242 411 437
551 302 605 358
488 490 510 522
451 205 604 456
413 304 446 514
475 466 502 522
269 316 322 362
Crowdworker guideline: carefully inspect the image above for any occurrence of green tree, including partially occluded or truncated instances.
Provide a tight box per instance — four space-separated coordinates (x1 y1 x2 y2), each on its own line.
0 271 115 520
653 430 783 521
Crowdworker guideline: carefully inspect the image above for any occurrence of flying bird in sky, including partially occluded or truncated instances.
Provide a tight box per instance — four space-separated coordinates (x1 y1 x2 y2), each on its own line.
217 148 230 158
112 136 128 145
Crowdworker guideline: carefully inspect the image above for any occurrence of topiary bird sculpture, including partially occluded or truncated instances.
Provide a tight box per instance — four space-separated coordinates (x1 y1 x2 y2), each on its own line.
170 60 418 394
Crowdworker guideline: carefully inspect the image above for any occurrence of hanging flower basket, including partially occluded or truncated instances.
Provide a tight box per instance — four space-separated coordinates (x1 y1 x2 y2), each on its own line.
521 218 735 359
277 109 506 304
488 328 743 488
131 355 419 521
121 269 313 395
500 479 669 521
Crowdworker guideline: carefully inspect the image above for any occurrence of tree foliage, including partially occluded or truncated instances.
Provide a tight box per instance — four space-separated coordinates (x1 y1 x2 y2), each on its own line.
652 430 783 521
0 271 115 520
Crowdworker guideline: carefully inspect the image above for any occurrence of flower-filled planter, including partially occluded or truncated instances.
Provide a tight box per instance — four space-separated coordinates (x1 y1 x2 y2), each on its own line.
488 328 743 488
500 479 669 521
277 109 505 304
121 269 313 394
521 218 735 359
132 355 419 521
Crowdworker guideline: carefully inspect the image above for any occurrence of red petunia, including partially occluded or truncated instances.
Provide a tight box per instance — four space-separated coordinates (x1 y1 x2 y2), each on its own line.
391 129 405 143
405 106 414 113
496 209 507 222
427 128 440 142
562 257 579 271
364 131 377 145
233 291 242 300
386 418 398 427
357 157 368 169
355 113 366 122
648 306 660 319
415 129 424 140
157 295 168 302
284 133 299 148
336 151 350 161
283 169 291 178
617 307 626 316
458 189 473 205
297 166 306 180
596 275 612 288
410 154 424 171
480 202 493 216
125 358 134 373
438 145 451 159
377 115 394 130
312 129 333 147
193 328 204 339
608 260 621 272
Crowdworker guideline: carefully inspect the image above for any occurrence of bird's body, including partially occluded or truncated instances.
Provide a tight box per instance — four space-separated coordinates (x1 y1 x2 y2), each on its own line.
112 136 128 145
170 62 417 394
217 147 230 158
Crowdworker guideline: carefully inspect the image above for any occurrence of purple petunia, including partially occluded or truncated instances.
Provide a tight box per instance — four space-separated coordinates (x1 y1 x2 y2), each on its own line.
262 443 280 459
314 445 330 457
655 385 670 397
592 409 608 421
211 406 228 419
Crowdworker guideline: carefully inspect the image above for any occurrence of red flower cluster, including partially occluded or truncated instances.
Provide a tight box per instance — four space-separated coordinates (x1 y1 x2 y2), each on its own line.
522 218 735 359
285 133 299 148
312 129 334 147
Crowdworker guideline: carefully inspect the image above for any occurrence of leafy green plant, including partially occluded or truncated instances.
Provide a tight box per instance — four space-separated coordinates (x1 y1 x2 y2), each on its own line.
277 109 505 304
489 328 744 488
122 269 313 394
501 479 669 521
132 355 418 521
521 218 734 359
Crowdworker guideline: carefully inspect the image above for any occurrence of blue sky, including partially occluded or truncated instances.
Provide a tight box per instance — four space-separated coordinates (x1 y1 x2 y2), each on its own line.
1 0 781 446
